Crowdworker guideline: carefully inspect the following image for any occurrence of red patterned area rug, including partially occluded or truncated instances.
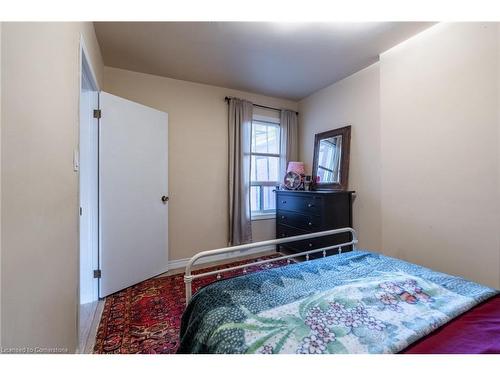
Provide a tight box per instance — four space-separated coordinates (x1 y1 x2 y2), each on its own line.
93 253 287 354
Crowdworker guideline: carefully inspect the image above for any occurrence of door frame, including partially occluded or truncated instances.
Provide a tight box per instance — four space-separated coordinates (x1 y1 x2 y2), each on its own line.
78 35 100 316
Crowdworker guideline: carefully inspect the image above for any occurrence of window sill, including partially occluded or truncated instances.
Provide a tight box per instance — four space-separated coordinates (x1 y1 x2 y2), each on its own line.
251 213 276 221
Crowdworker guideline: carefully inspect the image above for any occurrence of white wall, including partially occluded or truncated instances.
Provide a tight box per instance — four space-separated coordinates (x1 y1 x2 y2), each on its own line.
1 22 104 352
299 23 500 289
103 67 296 261
298 64 381 250
380 23 500 288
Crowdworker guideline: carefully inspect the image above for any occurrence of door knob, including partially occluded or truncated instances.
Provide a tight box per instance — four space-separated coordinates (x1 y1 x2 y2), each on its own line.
161 196 169 203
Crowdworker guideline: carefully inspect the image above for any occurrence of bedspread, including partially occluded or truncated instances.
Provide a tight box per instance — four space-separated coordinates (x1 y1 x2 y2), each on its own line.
178 251 497 354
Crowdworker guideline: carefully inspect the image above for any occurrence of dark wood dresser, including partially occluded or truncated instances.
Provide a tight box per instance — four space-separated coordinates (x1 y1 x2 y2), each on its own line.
275 190 354 258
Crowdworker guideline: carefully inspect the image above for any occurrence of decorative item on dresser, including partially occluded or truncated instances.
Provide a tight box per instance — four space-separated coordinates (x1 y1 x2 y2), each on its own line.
312 125 351 191
275 189 354 259
283 161 305 190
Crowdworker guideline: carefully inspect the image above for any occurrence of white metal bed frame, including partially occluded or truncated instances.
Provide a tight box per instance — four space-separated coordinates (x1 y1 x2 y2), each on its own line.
184 227 358 303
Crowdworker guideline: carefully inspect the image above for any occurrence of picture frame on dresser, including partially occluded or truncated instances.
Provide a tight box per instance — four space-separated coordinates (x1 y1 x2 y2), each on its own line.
312 125 351 191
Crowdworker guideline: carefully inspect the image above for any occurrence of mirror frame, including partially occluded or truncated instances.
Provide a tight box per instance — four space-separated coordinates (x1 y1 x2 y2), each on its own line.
312 125 351 191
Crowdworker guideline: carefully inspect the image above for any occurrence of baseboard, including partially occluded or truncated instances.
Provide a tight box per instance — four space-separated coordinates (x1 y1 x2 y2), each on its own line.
168 245 276 271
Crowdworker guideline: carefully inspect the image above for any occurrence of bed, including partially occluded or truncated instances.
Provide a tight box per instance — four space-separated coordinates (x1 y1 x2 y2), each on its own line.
178 228 499 354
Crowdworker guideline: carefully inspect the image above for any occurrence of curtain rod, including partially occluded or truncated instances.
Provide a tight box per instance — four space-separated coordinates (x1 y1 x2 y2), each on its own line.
224 96 299 115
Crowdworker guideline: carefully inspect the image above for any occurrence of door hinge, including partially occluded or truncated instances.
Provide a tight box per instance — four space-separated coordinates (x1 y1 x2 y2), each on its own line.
93 269 102 279
93 109 101 119
79 207 83 216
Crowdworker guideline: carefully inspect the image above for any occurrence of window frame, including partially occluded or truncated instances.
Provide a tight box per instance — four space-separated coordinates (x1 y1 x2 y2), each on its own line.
250 116 281 218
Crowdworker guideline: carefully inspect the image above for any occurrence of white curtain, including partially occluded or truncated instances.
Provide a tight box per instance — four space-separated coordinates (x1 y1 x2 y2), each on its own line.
228 98 253 245
280 110 299 182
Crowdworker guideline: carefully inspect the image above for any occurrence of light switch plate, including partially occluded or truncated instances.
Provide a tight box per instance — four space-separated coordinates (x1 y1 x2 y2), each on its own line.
73 149 79 172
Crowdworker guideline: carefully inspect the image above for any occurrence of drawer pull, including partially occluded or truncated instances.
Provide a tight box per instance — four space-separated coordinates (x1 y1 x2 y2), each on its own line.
280 215 285 220
308 222 312 226
308 243 313 247
281 200 286 204
307 203 314 208
280 233 286 238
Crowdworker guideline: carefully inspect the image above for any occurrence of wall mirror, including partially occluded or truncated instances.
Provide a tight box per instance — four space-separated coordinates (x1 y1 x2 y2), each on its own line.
312 126 351 190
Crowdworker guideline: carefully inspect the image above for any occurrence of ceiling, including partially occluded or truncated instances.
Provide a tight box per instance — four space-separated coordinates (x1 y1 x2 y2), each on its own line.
94 22 434 101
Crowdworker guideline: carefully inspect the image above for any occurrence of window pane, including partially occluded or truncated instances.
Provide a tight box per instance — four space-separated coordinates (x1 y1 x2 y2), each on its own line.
262 186 276 211
251 121 280 154
251 156 279 182
252 123 267 153
250 186 261 212
266 124 280 154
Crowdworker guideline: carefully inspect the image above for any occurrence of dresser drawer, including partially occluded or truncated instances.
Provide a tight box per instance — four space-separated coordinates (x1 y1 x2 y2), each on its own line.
276 224 308 254
276 194 322 215
293 233 351 251
284 233 353 258
276 224 308 239
276 210 322 231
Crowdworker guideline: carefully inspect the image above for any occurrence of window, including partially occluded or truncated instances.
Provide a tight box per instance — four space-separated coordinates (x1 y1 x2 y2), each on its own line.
250 118 280 217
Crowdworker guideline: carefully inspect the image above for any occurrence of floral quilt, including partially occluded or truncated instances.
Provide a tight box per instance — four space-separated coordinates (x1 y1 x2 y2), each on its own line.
177 251 497 354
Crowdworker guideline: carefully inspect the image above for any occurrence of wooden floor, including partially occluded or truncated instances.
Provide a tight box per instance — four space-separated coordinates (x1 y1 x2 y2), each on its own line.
78 249 278 353
78 300 105 353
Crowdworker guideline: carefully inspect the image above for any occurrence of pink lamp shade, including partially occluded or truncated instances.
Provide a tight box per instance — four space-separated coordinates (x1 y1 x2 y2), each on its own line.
287 161 305 175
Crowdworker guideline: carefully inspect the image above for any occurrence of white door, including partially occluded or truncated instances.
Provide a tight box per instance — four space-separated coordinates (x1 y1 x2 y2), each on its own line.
99 92 168 297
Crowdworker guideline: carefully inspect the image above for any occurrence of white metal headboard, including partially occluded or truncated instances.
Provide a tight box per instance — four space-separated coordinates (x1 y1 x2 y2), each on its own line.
183 227 358 304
